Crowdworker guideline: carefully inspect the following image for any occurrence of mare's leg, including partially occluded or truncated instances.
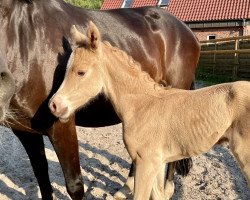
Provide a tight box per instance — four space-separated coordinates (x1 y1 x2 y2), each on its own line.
134 157 162 200
48 117 84 200
14 131 54 200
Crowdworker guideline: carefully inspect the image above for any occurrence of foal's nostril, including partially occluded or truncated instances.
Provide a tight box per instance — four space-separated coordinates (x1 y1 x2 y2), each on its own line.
53 102 57 112
0 71 13 82
49 97 69 118
50 101 57 113
0 72 6 80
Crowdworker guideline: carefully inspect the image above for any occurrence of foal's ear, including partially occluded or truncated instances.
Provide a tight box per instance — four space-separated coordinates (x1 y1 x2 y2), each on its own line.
86 21 101 51
70 25 87 46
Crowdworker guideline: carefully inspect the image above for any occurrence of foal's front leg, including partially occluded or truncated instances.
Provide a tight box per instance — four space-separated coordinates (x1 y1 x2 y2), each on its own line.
151 163 166 200
134 157 162 200
114 162 175 199
114 163 135 199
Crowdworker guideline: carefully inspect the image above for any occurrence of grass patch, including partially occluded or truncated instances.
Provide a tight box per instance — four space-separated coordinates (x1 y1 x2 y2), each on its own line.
64 0 103 9
196 73 235 85
196 65 237 85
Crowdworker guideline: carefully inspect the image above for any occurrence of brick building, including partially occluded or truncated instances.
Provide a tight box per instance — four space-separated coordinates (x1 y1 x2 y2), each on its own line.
101 0 250 41
168 0 250 41
101 0 169 9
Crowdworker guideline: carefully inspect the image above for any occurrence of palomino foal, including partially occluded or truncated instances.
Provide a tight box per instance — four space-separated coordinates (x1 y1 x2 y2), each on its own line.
49 22 250 199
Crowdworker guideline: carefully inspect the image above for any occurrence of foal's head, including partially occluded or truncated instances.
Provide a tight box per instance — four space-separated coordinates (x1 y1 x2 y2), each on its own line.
49 21 105 122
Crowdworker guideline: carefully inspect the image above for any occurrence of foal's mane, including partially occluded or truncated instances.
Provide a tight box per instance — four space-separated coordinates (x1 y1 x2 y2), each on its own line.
103 41 165 90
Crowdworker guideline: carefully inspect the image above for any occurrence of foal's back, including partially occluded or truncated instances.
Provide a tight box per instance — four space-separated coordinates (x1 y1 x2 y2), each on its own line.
132 81 250 159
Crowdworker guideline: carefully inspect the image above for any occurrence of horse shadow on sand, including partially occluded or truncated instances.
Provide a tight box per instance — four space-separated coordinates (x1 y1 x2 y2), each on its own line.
44 136 132 200
172 145 250 200
5 125 249 199
203 145 250 199
0 126 131 199
0 127 42 200
0 125 184 200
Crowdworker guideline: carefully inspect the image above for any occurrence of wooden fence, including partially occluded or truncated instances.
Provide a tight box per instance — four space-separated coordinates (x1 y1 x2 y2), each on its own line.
197 35 250 80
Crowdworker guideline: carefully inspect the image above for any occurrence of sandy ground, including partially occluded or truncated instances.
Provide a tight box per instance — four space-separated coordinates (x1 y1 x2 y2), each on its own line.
0 124 250 200
0 82 250 200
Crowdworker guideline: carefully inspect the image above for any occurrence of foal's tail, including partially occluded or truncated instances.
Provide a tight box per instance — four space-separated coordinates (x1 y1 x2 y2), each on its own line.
190 80 195 90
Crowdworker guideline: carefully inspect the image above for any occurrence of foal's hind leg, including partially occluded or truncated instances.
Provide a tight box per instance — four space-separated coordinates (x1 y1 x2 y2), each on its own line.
230 128 250 186
14 131 55 200
164 162 176 199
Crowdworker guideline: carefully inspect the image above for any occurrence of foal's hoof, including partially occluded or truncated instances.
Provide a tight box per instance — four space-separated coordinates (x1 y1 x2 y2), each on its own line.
114 176 134 199
165 180 175 199
52 193 58 200
114 185 132 199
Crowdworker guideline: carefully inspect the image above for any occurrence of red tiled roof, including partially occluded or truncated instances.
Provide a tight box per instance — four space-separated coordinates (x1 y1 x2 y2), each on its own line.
101 0 124 10
131 0 158 8
168 0 250 22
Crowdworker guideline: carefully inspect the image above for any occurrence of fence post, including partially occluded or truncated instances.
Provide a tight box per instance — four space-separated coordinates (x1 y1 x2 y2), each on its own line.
234 38 239 79
213 42 217 75
200 35 250 80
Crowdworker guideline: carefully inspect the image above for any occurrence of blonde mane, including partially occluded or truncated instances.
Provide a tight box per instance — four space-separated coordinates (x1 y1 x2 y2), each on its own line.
103 41 167 91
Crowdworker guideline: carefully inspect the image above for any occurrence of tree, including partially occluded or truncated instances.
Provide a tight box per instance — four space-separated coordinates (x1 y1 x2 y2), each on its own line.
64 0 104 9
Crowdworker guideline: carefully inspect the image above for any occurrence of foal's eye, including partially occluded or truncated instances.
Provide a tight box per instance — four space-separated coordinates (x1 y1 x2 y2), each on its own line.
77 71 85 77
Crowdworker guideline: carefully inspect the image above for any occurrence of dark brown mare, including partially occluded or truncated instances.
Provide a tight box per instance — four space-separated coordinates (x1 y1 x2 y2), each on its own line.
0 0 200 199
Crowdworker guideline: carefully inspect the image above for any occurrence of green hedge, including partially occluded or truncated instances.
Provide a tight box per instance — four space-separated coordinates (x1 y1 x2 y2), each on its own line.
64 0 103 9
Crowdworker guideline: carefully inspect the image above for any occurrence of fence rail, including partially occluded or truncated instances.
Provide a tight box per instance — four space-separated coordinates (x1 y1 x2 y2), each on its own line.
201 49 250 54
198 35 250 80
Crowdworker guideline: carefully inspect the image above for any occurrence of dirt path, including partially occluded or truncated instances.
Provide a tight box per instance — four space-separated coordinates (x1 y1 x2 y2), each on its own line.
0 123 250 200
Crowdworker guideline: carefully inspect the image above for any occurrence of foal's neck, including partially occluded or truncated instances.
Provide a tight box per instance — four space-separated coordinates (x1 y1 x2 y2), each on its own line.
101 43 163 119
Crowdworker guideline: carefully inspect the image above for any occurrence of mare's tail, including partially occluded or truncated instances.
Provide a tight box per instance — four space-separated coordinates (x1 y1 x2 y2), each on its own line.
175 158 193 176
190 80 195 90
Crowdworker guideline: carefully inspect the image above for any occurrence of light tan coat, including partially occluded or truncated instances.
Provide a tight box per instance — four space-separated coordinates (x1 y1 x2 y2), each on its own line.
49 22 250 200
